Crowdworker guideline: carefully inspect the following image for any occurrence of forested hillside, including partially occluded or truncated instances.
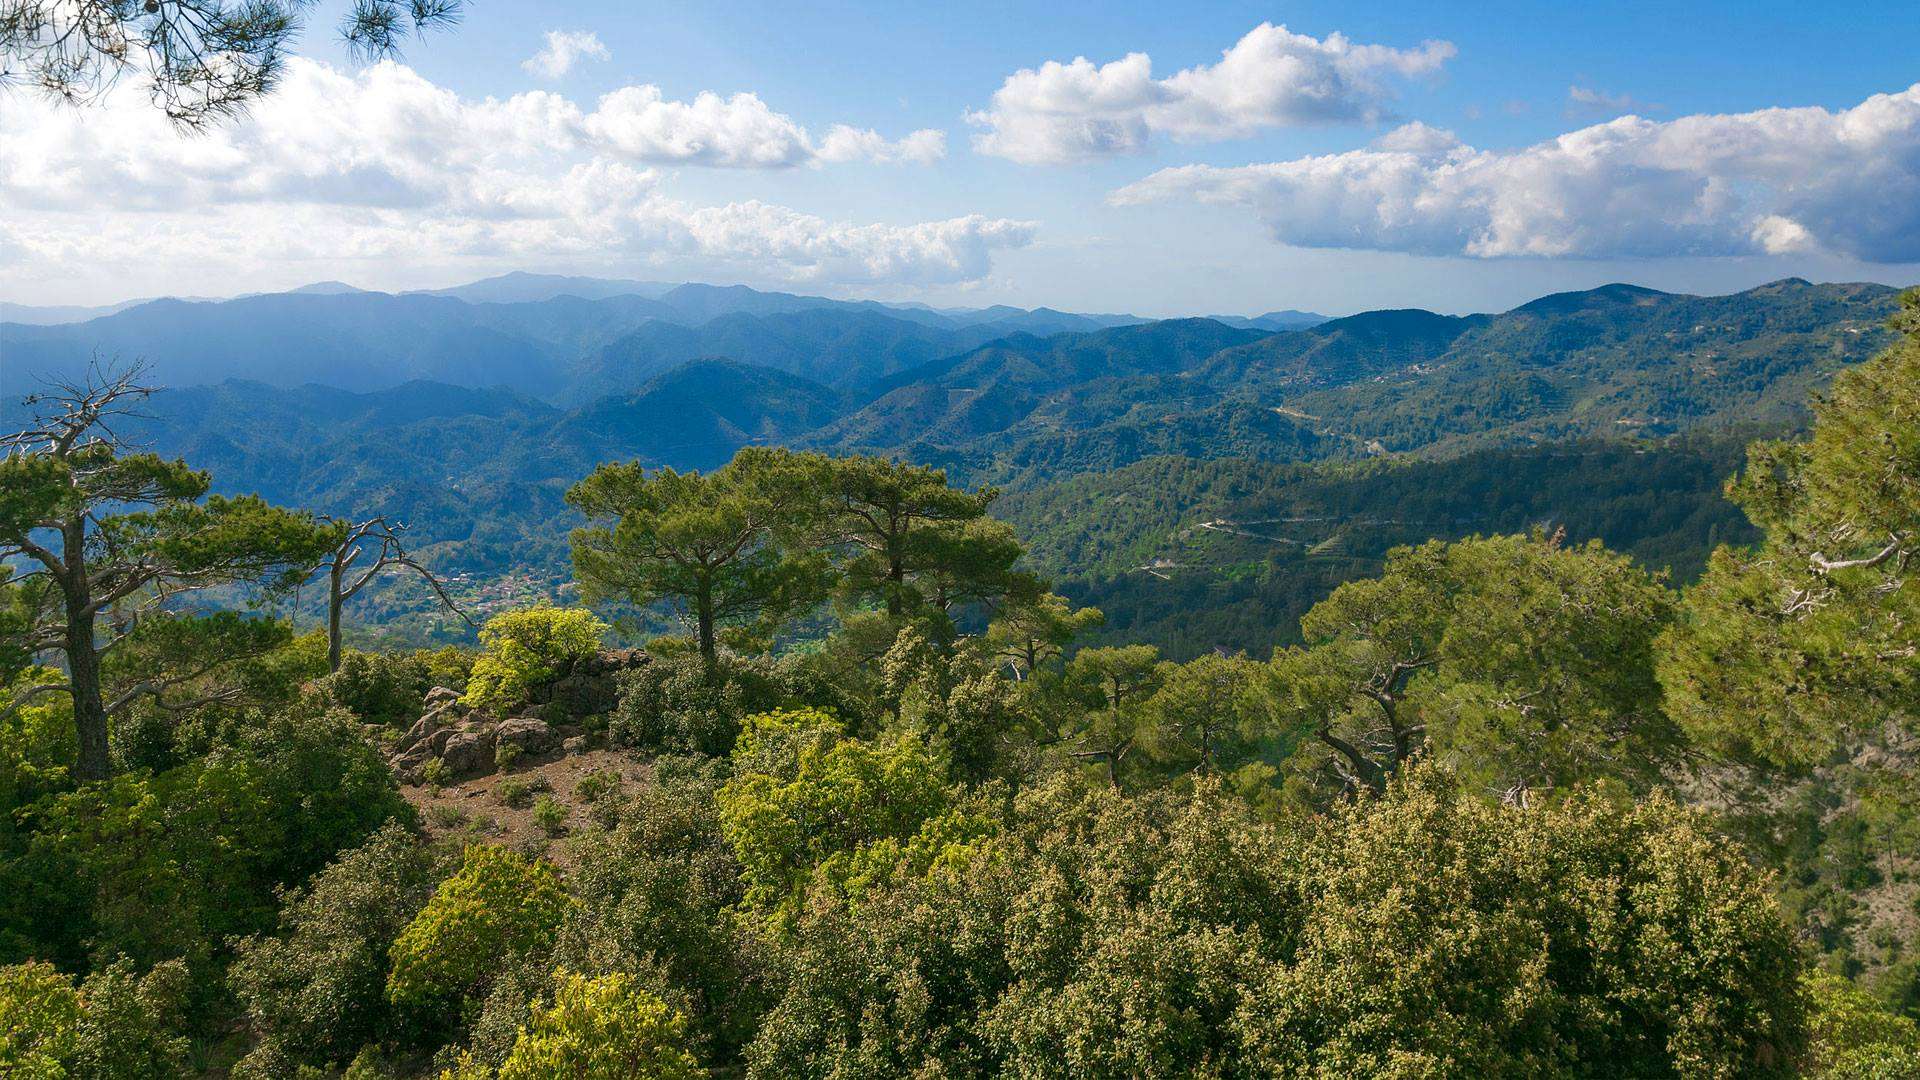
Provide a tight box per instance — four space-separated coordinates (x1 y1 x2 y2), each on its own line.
999 435 1762 657
3 291 1919 1077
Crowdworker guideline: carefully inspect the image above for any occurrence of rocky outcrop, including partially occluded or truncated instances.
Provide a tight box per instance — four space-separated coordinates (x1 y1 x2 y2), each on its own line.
389 650 642 784
496 716 558 756
527 647 648 718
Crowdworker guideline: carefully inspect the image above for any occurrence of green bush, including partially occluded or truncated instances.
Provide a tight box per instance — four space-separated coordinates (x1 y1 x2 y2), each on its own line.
0 958 191 1079
318 650 430 728
496 777 549 810
717 708 953 916
561 769 760 1057
573 769 622 804
6 703 409 976
1807 972 1920 1077
450 971 700 1080
230 823 445 1071
386 845 573 1032
745 767 1811 1078
532 796 569 837
464 608 608 714
610 652 764 757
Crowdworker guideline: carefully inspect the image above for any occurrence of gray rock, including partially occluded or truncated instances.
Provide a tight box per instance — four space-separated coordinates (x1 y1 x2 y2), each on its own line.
497 716 558 755
424 686 463 710
546 671 618 716
396 701 465 753
439 729 497 778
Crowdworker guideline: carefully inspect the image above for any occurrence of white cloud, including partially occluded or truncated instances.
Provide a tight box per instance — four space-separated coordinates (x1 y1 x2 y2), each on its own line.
969 23 1455 165
1111 84 1920 262
817 125 947 165
0 59 1022 292
1566 84 1660 117
522 30 611 80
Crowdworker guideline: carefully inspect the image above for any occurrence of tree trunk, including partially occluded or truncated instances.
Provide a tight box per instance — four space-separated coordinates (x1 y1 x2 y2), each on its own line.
886 556 905 617
66 601 110 781
327 559 345 673
696 583 718 670
59 515 110 781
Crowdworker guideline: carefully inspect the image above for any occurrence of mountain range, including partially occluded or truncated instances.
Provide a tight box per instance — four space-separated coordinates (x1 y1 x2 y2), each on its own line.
1 275 1908 632
0 276 1184 399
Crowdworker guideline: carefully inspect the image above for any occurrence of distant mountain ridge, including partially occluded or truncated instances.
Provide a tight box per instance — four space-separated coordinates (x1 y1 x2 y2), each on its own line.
3 277 1906 609
0 276 1171 397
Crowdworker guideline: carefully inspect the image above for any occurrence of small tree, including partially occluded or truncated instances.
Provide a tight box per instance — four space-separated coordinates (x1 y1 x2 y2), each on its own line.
1056 644 1166 787
318 516 471 673
986 591 1103 680
568 449 826 669
1141 653 1268 776
489 972 701 1080
386 845 572 1031
820 457 1002 620
463 607 609 713
1270 531 1677 801
0 369 339 779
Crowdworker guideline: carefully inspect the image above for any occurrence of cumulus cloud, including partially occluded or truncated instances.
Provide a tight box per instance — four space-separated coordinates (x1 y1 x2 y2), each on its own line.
1111 84 1920 262
523 30 611 80
969 23 1455 165
0 59 1021 291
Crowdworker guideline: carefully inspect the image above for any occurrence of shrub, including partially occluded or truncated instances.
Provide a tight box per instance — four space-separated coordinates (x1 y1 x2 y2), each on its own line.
420 646 477 695
745 768 1813 1079
230 822 446 1071
496 777 549 810
0 960 79 1077
573 769 622 804
7 703 409 976
464 608 609 714
423 757 450 788
386 845 573 1031
561 769 760 1058
1807 972 1920 1077
717 708 951 914
479 972 700 1079
532 796 569 837
0 958 192 1079
318 650 430 728
493 742 522 770
610 652 789 757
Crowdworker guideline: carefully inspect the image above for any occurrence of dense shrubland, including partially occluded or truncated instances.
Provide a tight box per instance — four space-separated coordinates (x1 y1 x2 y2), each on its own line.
0 291 1917 1076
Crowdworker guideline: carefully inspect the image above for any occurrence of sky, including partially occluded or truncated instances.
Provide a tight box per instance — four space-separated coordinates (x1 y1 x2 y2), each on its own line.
3 0 1920 316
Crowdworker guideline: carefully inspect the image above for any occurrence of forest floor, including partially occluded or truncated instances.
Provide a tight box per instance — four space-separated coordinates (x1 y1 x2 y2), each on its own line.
400 747 651 866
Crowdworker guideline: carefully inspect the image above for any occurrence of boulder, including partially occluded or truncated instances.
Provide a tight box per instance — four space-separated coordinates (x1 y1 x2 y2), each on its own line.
545 671 619 717
424 685 463 710
396 704 457 754
496 716 558 756
439 729 497 779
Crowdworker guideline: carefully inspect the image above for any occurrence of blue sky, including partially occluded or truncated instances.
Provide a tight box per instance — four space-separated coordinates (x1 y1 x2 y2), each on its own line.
4 0 1919 314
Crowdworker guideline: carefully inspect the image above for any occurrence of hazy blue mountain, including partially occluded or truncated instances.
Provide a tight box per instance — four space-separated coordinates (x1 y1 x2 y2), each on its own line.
0 296 194 325
411 271 678 303
1 279 1153 399
6 277 1905 494
565 307 1011 402
819 318 1270 450
1207 309 1330 331
0 290 698 398
825 279 1902 480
